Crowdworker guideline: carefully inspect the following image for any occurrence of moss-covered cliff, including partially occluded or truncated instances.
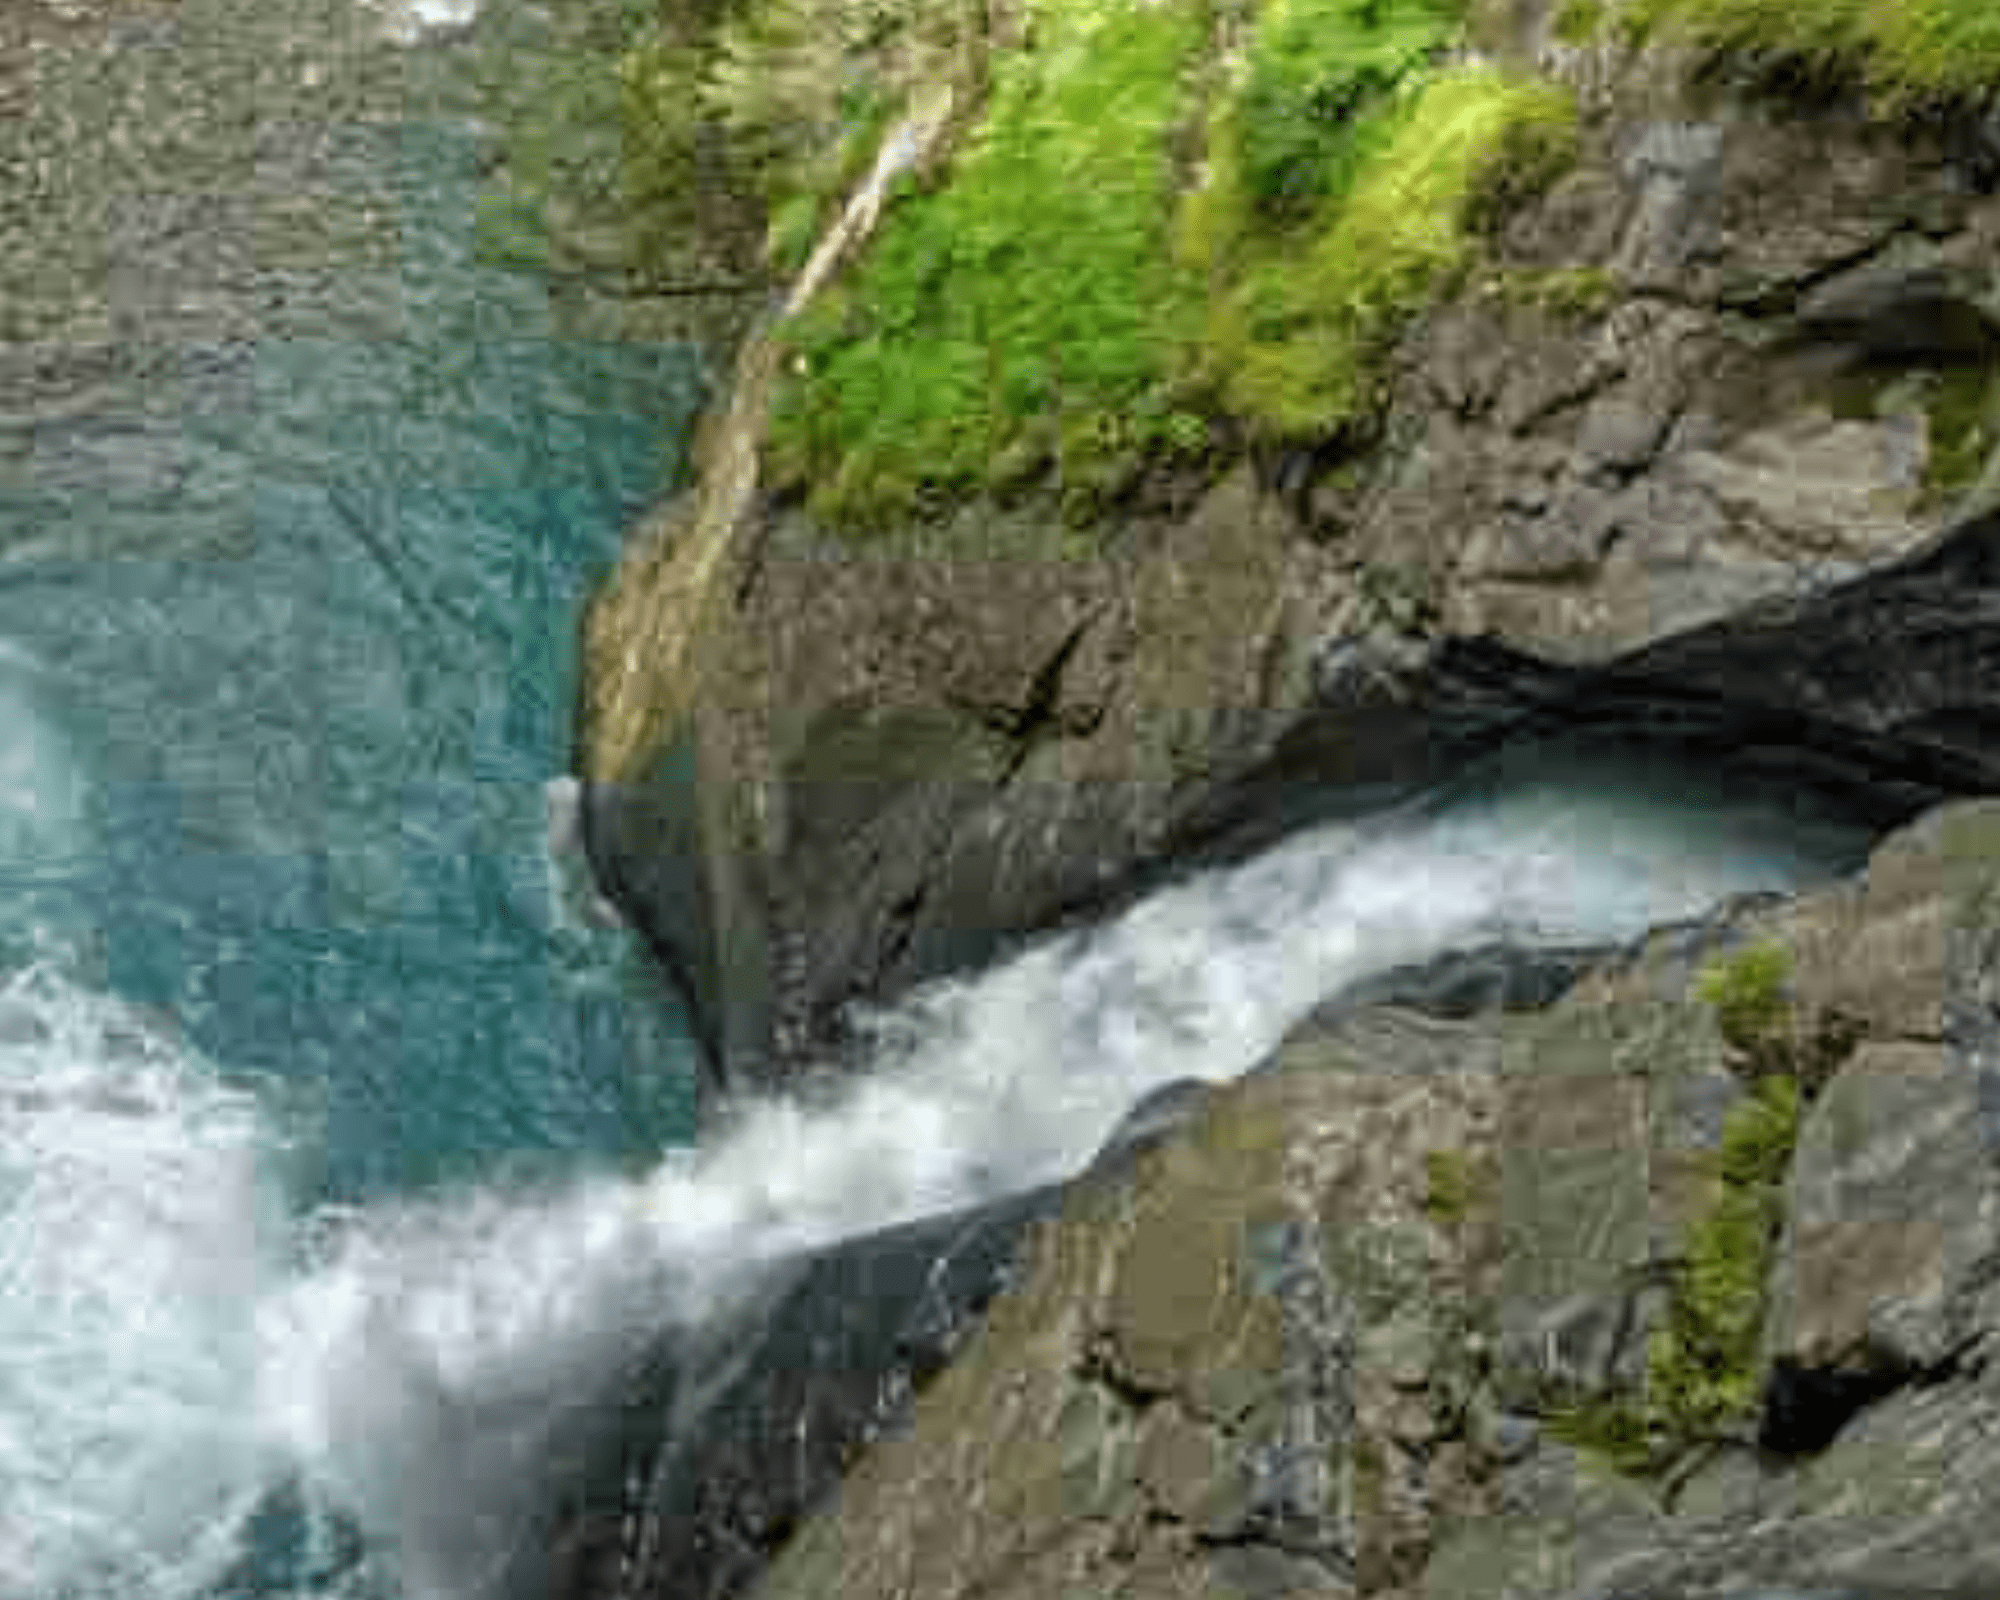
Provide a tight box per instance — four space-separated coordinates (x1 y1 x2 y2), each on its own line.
576 0 2000 1098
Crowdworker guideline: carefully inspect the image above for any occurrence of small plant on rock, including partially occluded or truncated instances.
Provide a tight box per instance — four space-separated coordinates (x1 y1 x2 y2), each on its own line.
1545 1074 1802 1474
1424 1149 1474 1226
1646 1073 1800 1436
1551 0 1606 44
1629 0 2000 106
1696 939 1793 1069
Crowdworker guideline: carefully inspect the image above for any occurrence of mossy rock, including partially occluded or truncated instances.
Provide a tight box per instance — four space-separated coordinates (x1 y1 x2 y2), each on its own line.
1629 0 2000 104
1551 0 1608 45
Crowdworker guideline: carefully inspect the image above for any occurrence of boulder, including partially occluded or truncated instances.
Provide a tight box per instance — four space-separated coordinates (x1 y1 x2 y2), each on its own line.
738 1030 1501 1600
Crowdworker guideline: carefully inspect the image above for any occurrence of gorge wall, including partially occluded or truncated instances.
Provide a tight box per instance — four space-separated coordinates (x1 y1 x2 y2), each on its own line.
566 3 2000 1598
579 0 2000 1102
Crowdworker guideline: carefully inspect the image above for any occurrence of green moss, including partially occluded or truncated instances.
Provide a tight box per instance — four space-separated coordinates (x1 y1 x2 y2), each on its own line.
1629 0 2000 103
1924 365 2000 501
1424 1149 1474 1225
759 0 1575 531
1647 1075 1800 1429
1205 68 1579 440
1544 1397 1660 1476
767 0 1209 533
1826 360 1999 508
1552 0 1606 44
766 191 824 275
1547 1076 1800 1477
615 31 713 242
1233 0 1461 225
1695 940 1792 1063
611 0 987 285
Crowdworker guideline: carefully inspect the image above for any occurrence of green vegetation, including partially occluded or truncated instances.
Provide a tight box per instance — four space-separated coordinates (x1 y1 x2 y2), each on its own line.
1548 944 1815 1474
1924 365 2000 502
1826 359 1999 510
1196 67 1579 440
1647 1075 1800 1433
1552 0 1606 44
1177 0 1461 277
1629 0 2000 102
1549 1074 1802 1474
1544 1393 1660 1476
611 28 726 272
636 0 1578 532
749 0 1581 531
1488 265 1620 318
1696 939 1793 1065
766 0 1212 531
1232 0 1462 225
611 0 979 279
1424 1149 1475 1225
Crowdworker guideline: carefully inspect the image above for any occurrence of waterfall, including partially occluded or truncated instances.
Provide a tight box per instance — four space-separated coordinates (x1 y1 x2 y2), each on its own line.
0 737 1872 1600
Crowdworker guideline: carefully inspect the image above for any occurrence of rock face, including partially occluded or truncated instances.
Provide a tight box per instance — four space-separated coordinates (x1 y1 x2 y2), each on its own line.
545 806 2000 1600
581 49 2000 1104
531 1075 1221 1600
565 21 2000 1600
674 800 2000 1600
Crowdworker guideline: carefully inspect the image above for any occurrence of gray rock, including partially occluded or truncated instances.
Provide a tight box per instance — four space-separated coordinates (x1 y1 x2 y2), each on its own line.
1085 1077 1215 1171
1576 391 1681 479
1615 122 1726 289
1766 1039 2000 1380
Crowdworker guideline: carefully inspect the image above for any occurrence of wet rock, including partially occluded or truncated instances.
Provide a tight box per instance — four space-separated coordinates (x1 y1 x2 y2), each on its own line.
546 1181 1071 1600
726 1034 1498 1600
1086 1076 1217 1172
1301 939 1614 1028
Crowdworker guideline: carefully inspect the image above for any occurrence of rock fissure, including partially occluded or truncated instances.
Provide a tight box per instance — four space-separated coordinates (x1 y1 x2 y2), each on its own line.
993 608 1108 779
1714 221 1923 321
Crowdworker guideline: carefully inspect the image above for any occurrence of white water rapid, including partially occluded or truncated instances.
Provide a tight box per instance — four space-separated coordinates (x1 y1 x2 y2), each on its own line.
0 741 1871 1600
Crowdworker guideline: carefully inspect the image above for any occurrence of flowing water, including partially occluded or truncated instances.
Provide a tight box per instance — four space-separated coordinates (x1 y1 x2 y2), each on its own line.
5 1 1887 1596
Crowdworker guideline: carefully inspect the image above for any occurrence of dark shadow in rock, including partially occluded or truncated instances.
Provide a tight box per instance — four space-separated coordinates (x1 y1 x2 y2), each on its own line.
1759 1356 1912 1458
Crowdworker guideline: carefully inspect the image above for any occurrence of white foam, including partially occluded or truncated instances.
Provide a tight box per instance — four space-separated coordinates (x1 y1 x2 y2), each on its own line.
543 777 625 934
0 964 287 1600
358 0 481 46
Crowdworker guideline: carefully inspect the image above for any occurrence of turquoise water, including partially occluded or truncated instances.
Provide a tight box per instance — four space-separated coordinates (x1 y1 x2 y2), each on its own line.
1 101 709 1599
1 116 705 1204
